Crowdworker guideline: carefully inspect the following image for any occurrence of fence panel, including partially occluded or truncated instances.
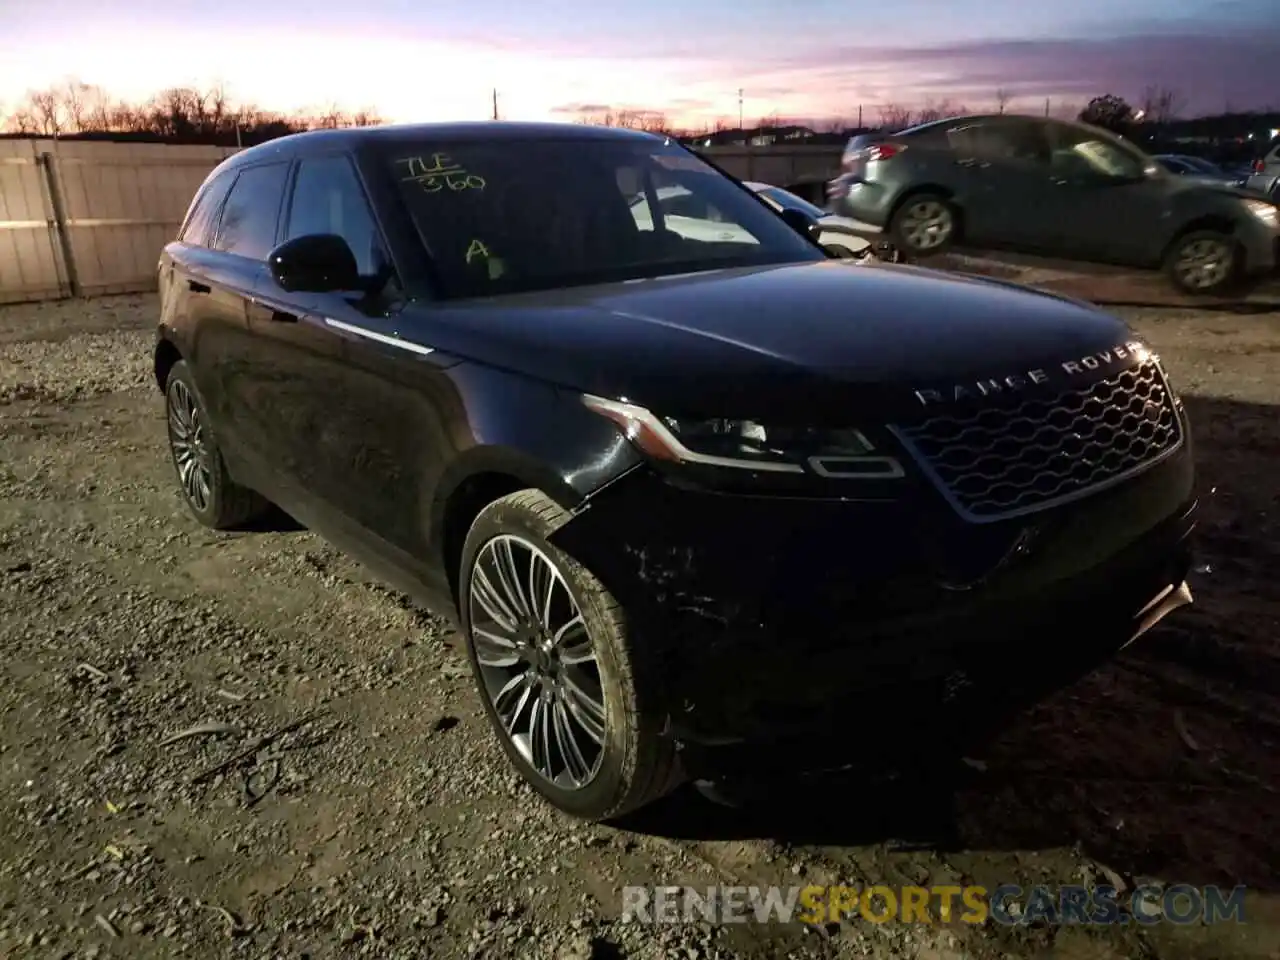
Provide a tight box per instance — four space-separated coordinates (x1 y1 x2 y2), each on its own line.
51 141 236 299
0 140 66 304
0 139 237 304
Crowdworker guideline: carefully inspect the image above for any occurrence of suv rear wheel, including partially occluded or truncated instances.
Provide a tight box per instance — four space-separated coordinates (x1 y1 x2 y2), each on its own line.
459 489 681 821
1164 230 1239 296
164 360 269 529
889 193 957 257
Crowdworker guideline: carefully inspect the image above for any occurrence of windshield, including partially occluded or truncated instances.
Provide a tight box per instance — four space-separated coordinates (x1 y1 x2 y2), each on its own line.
756 186 827 219
381 136 822 298
1182 156 1223 174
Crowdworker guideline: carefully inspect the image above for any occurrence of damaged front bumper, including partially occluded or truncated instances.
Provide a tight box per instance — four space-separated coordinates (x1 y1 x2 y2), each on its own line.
551 445 1196 779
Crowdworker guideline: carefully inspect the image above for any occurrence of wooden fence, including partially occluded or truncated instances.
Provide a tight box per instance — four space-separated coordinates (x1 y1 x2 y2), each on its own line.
0 139 238 305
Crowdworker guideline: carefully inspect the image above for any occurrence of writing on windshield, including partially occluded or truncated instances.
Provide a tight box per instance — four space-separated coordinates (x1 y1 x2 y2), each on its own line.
396 154 487 193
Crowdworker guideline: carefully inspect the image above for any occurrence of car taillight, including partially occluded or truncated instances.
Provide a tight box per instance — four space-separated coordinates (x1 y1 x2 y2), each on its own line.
1255 158 1266 173
849 142 901 163
845 142 904 166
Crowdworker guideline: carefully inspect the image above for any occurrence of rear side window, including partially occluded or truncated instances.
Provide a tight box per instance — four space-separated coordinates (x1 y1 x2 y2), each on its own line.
212 162 290 260
947 121 1051 166
284 155 386 276
179 170 234 247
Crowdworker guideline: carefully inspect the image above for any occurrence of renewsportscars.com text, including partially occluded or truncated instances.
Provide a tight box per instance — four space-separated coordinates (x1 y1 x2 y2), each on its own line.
621 884 1247 926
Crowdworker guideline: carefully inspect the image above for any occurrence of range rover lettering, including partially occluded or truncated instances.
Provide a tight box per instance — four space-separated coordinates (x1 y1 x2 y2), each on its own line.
155 123 1197 821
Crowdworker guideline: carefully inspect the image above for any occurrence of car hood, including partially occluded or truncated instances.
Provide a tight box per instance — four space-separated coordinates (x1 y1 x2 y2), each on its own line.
414 261 1140 423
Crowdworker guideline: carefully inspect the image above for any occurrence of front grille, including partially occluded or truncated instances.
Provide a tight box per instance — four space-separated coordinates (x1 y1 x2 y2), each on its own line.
894 360 1183 522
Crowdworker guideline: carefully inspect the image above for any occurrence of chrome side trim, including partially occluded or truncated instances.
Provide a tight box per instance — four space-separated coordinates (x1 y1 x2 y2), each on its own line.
322 317 435 356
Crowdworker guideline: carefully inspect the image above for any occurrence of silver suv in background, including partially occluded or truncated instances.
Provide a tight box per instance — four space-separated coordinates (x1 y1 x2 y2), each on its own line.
826 114 1280 296
1246 134 1280 200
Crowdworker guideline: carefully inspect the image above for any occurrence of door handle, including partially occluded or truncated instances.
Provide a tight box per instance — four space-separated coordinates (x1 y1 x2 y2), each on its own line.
246 295 299 323
188 280 211 294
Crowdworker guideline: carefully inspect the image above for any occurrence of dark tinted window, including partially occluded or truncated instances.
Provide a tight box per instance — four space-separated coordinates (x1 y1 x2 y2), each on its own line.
212 162 289 260
179 170 234 247
382 137 821 298
1156 156 1190 174
1180 156 1222 174
285 156 386 276
945 121 1050 165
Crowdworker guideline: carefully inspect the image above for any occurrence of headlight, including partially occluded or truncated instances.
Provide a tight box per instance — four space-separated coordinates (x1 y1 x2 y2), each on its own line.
581 394 904 479
1244 199 1277 226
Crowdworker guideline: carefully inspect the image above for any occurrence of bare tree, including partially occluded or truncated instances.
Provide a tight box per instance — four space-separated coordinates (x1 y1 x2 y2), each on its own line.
915 98 967 123
995 88 1012 114
1140 85 1185 123
878 103 914 129
60 80 93 131
27 88 64 135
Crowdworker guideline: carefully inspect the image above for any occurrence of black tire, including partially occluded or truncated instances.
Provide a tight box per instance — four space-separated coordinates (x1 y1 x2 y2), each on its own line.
888 192 957 257
1163 229 1240 296
459 488 681 821
163 360 269 530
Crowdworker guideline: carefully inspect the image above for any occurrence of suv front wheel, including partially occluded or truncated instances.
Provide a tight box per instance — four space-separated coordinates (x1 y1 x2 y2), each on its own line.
459 489 681 821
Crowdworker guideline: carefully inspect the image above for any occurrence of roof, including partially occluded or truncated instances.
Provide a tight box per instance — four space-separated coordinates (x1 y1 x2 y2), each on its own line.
218 121 665 172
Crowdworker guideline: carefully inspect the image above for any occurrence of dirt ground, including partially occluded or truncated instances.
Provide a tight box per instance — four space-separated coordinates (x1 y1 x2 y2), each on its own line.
0 287 1278 960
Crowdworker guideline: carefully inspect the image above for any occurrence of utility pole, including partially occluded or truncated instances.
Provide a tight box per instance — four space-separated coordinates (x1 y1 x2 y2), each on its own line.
857 104 863 129
738 88 744 131
492 89 499 121
1044 98 1050 117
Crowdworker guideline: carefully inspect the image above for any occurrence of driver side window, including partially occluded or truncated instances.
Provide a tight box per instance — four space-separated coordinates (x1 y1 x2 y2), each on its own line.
285 156 388 277
1050 127 1145 180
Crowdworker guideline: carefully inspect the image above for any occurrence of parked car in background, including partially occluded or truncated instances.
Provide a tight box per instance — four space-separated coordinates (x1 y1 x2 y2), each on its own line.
1245 134 1280 200
1153 154 1248 189
156 122 1196 821
828 114 1280 295
631 181 870 257
742 181 871 256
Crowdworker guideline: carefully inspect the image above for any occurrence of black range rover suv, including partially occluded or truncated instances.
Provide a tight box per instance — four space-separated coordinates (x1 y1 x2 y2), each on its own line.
155 122 1196 821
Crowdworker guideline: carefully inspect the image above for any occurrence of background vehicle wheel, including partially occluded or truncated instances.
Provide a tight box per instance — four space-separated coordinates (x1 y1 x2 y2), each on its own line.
889 193 957 257
1164 230 1239 295
459 489 681 821
164 360 269 529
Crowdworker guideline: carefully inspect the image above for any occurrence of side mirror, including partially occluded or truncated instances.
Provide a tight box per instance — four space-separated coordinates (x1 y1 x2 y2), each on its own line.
267 234 360 293
777 206 822 242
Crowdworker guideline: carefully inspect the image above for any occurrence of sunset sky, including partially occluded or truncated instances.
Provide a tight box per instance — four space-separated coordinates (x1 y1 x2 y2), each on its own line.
2 0 1278 126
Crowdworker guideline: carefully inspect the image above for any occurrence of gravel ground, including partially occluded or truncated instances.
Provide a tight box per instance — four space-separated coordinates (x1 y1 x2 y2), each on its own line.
1 291 1278 960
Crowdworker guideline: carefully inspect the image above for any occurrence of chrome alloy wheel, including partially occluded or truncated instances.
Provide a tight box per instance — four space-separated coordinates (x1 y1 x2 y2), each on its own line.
898 200 953 251
166 379 212 512
1173 237 1233 290
467 534 607 789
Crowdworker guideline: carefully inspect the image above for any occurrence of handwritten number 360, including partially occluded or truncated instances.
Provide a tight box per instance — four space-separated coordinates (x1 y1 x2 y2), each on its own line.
418 173 486 193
